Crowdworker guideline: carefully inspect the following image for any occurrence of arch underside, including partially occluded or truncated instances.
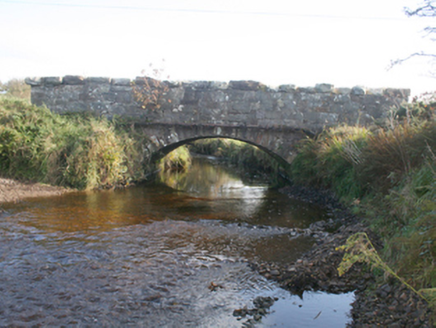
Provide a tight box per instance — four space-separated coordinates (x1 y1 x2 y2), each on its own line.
142 123 309 167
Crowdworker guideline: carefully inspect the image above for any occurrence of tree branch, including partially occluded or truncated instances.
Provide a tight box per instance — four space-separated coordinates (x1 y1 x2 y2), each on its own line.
405 0 436 17
388 52 436 70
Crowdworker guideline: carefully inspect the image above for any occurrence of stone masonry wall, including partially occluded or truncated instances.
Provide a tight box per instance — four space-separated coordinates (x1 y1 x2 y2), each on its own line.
26 76 410 134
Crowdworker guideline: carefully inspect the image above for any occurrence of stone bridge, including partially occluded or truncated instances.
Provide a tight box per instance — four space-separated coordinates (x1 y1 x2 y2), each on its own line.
26 76 410 164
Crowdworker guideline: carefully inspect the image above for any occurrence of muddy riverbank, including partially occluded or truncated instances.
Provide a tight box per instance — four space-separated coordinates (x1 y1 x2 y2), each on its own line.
250 184 433 327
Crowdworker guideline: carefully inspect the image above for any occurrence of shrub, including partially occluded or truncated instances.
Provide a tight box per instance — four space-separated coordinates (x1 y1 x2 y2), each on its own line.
0 97 150 189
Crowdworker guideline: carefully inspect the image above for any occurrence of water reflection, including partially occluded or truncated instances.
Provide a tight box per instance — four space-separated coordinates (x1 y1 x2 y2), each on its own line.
158 157 327 227
158 157 270 221
159 157 266 197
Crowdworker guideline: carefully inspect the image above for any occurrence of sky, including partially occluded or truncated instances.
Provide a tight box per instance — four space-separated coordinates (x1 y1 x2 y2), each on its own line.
1 0 436 96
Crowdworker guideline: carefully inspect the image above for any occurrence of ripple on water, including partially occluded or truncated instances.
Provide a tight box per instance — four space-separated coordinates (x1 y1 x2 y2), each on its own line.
0 217 353 327
0 157 352 326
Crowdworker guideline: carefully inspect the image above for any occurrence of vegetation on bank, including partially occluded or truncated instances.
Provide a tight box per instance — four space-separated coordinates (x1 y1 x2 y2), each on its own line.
0 97 151 190
158 145 191 172
0 79 31 101
289 99 436 297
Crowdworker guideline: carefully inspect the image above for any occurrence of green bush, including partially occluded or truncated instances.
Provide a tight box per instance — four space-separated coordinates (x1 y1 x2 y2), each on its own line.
0 97 150 189
290 125 370 200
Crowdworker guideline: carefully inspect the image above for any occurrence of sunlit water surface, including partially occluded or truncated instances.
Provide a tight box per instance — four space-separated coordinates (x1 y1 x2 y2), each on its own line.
0 157 354 327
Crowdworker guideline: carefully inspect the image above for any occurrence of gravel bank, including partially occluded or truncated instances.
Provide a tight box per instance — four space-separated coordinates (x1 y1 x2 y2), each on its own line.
0 177 73 204
250 185 433 327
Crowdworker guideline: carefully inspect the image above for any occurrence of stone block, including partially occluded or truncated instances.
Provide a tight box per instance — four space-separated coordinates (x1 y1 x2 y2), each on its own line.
331 103 345 114
87 77 111 84
90 102 108 111
110 85 132 93
181 88 198 105
115 91 133 104
85 84 111 98
63 75 85 85
351 86 366 95
297 87 316 93
255 92 274 110
209 81 228 90
281 119 302 127
366 88 383 95
112 78 131 86
278 84 296 92
165 80 182 88
333 94 350 104
334 88 351 94
65 102 88 112
42 77 62 86
183 81 211 90
166 86 184 103
319 112 339 124
315 83 334 93
229 80 264 91
303 111 322 122
198 90 228 108
25 77 42 86
101 92 117 102
231 101 254 113
228 113 257 125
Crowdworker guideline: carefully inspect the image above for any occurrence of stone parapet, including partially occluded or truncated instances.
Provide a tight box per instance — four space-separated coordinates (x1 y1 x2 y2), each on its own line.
25 75 410 134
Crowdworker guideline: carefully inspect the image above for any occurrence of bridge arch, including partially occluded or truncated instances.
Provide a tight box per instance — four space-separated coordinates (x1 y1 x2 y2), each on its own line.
151 135 290 169
142 123 309 166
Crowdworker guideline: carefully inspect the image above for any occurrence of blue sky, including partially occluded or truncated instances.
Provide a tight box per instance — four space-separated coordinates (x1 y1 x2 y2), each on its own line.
1 0 435 95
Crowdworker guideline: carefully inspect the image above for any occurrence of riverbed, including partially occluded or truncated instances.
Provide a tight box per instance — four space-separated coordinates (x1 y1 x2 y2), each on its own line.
0 157 354 327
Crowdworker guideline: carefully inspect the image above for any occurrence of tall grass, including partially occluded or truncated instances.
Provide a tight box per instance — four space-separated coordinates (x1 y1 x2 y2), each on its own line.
0 97 151 189
290 98 436 290
290 125 370 201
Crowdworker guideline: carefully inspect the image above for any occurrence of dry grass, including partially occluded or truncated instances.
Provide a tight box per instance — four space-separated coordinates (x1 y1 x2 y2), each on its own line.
0 97 151 190
291 99 436 290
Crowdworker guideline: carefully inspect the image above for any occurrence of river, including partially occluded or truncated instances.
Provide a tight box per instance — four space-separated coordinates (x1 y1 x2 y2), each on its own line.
0 157 354 327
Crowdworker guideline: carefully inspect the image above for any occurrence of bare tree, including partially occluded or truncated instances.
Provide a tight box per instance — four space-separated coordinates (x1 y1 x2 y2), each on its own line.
389 0 436 71
132 60 171 111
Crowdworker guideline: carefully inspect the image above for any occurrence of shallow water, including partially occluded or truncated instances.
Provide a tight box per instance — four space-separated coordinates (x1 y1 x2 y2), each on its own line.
0 157 354 327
